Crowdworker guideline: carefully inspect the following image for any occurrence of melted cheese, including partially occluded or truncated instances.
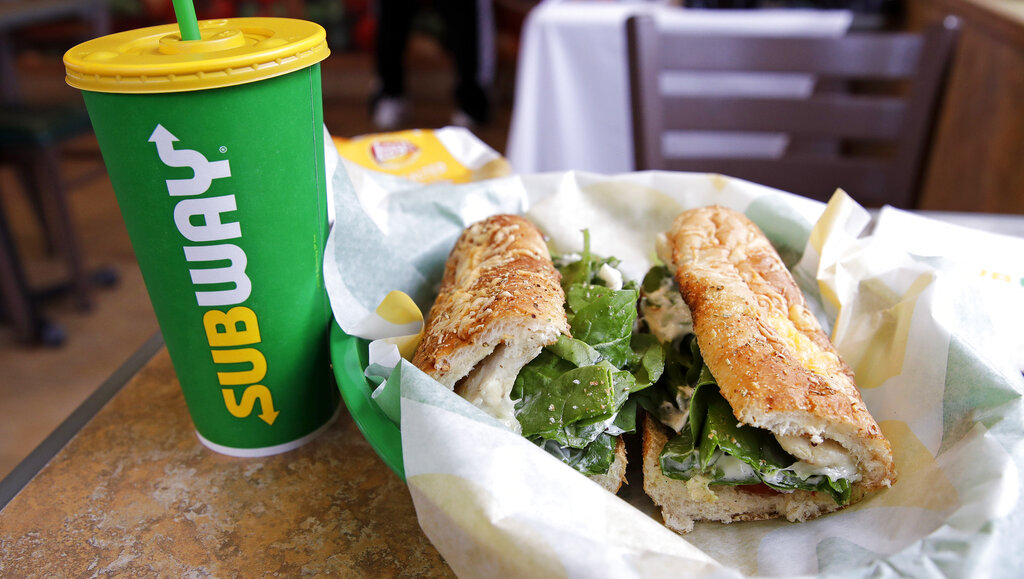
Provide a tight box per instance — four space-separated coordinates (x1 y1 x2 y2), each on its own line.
762 304 839 377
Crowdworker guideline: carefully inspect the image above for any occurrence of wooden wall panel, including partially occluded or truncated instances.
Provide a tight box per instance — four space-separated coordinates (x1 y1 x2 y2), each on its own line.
907 0 1024 214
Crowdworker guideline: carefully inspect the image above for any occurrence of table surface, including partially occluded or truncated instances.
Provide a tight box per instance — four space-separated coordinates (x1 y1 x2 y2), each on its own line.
0 337 453 576
0 210 1020 575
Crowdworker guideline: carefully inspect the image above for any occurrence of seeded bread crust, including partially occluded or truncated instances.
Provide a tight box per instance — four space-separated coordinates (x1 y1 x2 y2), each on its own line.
412 214 570 387
645 206 895 532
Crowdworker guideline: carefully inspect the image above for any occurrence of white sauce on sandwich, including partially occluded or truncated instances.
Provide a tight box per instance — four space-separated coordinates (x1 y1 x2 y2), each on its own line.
713 454 758 483
775 434 861 482
658 400 689 433
641 233 693 345
641 276 693 345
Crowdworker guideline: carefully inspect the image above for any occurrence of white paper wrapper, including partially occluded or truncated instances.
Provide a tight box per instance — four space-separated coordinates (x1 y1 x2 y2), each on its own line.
324 164 1024 578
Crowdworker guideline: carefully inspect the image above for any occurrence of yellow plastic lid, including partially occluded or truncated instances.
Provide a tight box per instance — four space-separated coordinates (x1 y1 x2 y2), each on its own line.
64 18 329 94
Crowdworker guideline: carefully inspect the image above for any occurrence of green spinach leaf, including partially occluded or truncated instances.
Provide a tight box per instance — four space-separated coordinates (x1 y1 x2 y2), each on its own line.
662 383 854 505
515 356 616 444
512 231 666 477
567 284 639 368
650 308 853 506
536 434 618 476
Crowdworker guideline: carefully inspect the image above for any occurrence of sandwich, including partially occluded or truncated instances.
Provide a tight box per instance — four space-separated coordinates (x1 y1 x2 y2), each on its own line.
412 214 663 492
638 206 896 533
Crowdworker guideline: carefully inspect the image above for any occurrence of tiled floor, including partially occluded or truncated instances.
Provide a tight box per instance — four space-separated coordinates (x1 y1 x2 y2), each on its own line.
0 43 516 481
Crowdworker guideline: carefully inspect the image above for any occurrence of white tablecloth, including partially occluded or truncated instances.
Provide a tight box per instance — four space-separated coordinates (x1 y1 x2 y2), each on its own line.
505 1 853 174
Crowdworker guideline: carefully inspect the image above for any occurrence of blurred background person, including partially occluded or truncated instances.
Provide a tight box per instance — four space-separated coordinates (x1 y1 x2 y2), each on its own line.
370 0 496 129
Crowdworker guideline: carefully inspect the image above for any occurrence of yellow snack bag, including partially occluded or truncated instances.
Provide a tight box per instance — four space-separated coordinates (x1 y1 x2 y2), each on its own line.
333 127 510 184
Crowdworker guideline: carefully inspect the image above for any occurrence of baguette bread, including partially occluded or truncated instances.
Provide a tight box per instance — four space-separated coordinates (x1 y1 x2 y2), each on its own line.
644 206 896 533
412 214 570 431
412 214 630 492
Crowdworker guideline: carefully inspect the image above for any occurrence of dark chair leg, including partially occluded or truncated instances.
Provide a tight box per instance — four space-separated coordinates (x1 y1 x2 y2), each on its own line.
13 162 57 255
0 217 38 342
31 148 92 311
0 201 65 346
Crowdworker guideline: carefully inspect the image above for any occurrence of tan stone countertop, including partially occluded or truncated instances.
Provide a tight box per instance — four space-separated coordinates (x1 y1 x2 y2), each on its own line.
0 336 454 576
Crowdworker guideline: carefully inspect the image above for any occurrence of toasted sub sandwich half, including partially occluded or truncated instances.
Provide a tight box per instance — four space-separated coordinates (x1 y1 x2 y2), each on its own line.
412 214 570 429
412 214 641 493
640 206 896 533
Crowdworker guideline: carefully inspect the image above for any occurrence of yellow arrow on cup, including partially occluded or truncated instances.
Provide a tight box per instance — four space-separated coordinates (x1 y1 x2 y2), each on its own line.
222 385 279 425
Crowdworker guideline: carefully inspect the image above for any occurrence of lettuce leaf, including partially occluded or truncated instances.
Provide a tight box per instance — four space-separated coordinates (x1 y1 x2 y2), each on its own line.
512 231 664 476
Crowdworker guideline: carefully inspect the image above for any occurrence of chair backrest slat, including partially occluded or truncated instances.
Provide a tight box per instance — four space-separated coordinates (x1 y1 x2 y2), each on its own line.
658 34 926 79
661 157 891 206
627 14 961 208
662 95 907 140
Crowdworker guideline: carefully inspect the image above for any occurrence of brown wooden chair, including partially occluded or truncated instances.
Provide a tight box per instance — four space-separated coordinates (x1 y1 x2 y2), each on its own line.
0 105 94 346
626 15 960 208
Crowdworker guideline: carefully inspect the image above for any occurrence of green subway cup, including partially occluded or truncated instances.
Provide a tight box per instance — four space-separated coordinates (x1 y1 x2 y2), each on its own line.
64 18 340 456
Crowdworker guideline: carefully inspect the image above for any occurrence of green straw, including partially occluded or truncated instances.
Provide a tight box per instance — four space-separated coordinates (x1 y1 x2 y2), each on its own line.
172 0 201 41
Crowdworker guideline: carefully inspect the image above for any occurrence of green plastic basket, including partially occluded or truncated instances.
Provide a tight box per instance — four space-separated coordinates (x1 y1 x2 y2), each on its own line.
329 321 405 479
